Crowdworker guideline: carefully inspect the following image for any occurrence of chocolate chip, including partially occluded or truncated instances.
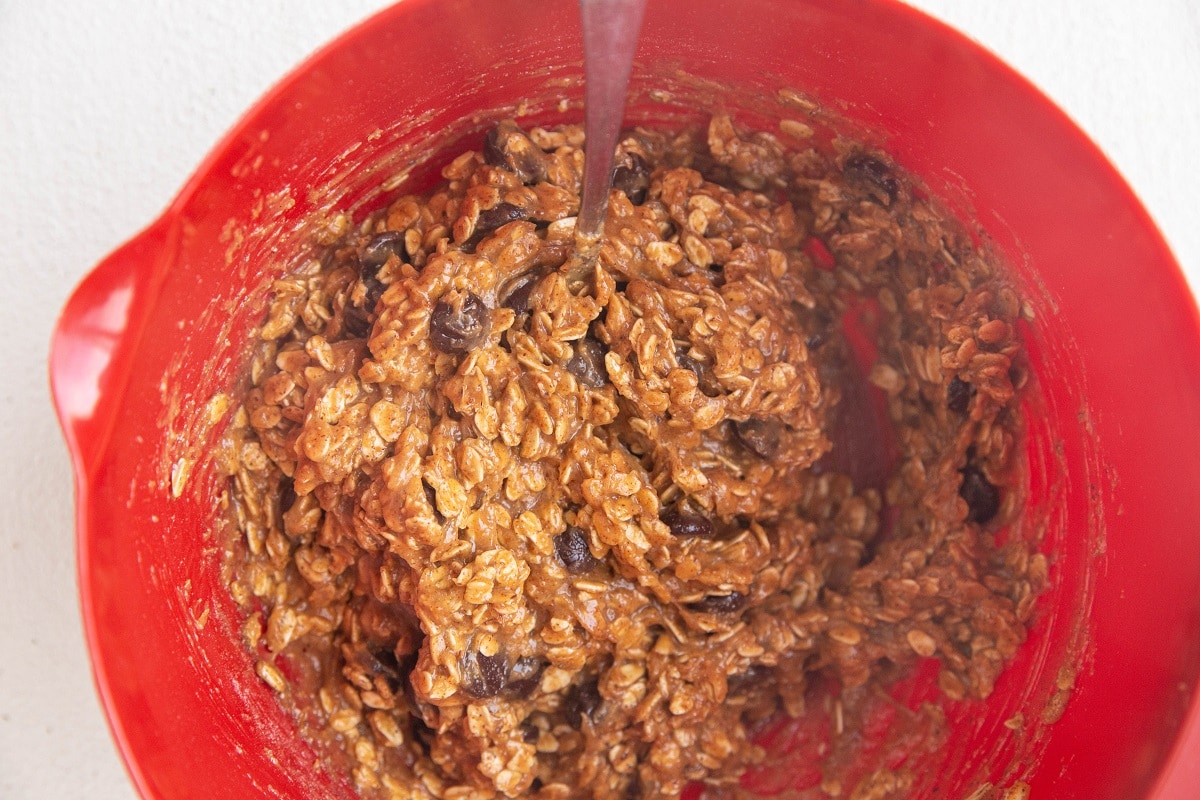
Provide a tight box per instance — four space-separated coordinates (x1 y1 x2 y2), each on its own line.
364 279 386 313
480 202 528 232
612 153 650 205
483 126 507 167
727 664 770 692
361 231 408 273
566 338 608 389
805 331 828 350
960 466 1000 524
462 649 507 698
565 678 602 727
845 153 899 204
687 591 745 614
352 233 402 329
465 202 528 250
501 273 540 315
370 645 402 675
430 292 489 354
506 657 546 698
480 121 549 184
521 722 540 744
554 526 599 573
661 508 714 539
733 418 781 459
677 349 721 397
676 350 701 374
363 647 403 694
947 377 974 415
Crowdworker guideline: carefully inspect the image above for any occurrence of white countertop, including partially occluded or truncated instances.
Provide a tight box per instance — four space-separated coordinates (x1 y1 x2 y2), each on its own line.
1 1 1196 797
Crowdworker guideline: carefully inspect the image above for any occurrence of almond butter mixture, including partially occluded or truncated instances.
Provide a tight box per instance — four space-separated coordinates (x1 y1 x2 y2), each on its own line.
220 115 1042 800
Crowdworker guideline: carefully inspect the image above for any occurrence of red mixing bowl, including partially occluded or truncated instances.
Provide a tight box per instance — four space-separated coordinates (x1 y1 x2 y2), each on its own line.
50 0 1200 798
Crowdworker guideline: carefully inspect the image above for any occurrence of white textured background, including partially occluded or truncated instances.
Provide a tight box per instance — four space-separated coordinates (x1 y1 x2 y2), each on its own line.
1 1 1197 797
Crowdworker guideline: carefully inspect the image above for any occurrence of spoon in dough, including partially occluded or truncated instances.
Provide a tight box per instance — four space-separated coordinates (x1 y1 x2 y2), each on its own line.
573 0 649 267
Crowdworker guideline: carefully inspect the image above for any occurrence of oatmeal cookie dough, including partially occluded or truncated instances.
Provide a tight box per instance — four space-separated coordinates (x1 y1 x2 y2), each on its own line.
222 114 1039 800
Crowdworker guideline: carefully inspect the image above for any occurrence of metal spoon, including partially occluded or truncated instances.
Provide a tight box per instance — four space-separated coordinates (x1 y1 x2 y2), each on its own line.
573 0 648 265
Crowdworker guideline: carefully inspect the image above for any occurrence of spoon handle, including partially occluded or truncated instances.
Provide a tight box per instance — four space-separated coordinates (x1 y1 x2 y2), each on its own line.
576 0 648 246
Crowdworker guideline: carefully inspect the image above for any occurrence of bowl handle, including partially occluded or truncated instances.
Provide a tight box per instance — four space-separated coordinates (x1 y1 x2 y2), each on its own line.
50 215 174 478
